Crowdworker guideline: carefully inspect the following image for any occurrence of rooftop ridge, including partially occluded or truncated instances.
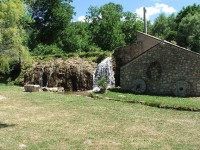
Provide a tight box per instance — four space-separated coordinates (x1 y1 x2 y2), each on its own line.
137 31 200 56
137 31 162 42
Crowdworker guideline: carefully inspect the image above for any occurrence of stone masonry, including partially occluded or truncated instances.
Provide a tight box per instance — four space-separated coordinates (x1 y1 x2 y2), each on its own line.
112 32 161 86
120 39 200 97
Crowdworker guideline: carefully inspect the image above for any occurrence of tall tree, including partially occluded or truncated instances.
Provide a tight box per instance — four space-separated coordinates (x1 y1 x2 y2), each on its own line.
86 3 125 51
58 22 91 52
175 4 200 29
177 13 200 52
121 11 143 45
151 13 176 41
0 0 30 74
28 0 74 48
175 4 200 51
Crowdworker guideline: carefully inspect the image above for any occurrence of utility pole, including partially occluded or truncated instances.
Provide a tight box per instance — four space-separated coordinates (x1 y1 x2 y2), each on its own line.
143 7 147 34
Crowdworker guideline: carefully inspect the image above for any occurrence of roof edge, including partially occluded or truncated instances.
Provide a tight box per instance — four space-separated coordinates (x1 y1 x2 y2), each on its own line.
137 31 162 42
137 31 200 56
121 41 162 69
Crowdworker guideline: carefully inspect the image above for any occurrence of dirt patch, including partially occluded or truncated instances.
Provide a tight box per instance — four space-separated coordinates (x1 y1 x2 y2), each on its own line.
65 91 92 97
0 95 6 101
83 139 121 147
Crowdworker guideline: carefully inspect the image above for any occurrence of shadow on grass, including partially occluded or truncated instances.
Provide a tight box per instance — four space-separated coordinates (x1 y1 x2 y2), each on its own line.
92 91 200 112
108 88 132 94
108 88 186 98
0 123 16 129
124 100 200 112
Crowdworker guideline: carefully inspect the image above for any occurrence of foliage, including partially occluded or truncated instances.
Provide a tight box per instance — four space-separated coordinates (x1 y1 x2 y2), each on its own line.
2 1 200 83
32 44 64 56
151 13 177 41
121 11 143 44
58 22 93 53
151 4 200 52
27 0 74 47
175 4 200 51
86 3 144 51
177 12 200 52
86 3 125 51
0 55 10 74
175 4 200 28
97 76 108 93
78 50 111 62
0 0 31 74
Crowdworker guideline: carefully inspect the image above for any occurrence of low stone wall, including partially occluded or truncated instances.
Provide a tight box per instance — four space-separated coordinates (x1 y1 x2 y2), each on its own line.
24 84 40 92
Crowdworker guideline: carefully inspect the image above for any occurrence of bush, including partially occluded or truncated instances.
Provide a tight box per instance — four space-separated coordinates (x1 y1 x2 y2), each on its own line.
32 44 64 56
97 76 107 93
0 55 10 74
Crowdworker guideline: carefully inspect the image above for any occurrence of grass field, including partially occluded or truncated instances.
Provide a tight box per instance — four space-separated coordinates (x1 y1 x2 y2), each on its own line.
92 89 200 111
0 85 200 149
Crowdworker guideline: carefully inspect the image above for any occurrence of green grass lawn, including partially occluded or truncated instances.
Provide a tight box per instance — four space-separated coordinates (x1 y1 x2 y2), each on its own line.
0 85 200 149
93 89 200 111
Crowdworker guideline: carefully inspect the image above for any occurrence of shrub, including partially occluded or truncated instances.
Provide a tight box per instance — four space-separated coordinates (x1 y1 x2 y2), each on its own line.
97 76 107 93
32 44 64 56
0 55 10 74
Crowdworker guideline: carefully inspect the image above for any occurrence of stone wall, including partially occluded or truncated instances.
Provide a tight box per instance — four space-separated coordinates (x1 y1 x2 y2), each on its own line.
112 32 161 86
137 32 161 52
121 42 200 97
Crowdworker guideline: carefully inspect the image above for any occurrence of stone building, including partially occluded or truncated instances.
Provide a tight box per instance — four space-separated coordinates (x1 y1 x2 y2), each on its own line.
120 32 200 97
112 31 161 86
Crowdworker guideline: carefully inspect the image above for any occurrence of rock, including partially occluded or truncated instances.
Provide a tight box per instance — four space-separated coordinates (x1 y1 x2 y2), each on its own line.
0 95 6 101
24 84 40 92
92 86 106 93
99 86 106 93
92 87 101 93
42 87 48 91
19 143 27 149
24 57 96 91
58 87 64 93
42 87 64 93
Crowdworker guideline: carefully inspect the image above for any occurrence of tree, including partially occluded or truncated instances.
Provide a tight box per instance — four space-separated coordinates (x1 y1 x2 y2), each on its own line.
175 4 200 51
0 0 30 74
28 0 74 48
121 11 143 45
86 3 125 51
165 14 177 42
175 4 200 29
177 13 200 52
58 22 91 53
151 13 176 41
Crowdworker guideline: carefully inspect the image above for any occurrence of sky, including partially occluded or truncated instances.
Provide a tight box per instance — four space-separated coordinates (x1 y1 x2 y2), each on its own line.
71 0 200 23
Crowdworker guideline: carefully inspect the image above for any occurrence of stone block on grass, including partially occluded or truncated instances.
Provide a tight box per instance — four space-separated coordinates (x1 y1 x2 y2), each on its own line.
24 84 40 92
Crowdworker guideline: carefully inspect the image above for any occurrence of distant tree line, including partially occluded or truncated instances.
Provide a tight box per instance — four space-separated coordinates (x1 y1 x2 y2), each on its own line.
0 0 200 78
27 1 143 53
151 4 200 52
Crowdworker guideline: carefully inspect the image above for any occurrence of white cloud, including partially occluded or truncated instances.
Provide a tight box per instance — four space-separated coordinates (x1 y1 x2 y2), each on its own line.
156 3 176 14
135 3 176 19
77 16 86 22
